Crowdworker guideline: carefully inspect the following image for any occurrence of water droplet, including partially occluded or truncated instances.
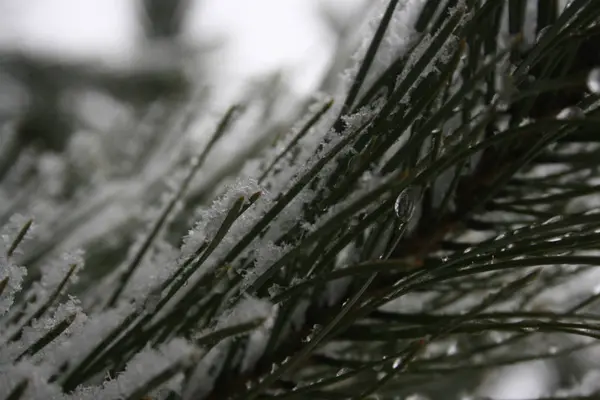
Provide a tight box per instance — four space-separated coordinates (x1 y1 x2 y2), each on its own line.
496 119 511 136
489 331 507 343
587 68 600 94
521 326 540 333
542 215 562 225
556 106 584 120
547 235 562 242
394 186 419 222
494 232 508 241
536 25 552 43
406 394 429 400
446 341 458 355
392 358 402 369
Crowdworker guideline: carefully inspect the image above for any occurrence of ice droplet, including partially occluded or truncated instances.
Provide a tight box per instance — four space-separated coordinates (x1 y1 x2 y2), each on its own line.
556 106 584 120
587 68 600 94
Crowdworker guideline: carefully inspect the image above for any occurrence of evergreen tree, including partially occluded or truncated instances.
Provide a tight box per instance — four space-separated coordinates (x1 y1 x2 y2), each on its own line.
2 0 600 398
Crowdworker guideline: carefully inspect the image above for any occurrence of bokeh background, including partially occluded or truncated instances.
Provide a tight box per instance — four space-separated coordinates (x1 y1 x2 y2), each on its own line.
0 0 366 102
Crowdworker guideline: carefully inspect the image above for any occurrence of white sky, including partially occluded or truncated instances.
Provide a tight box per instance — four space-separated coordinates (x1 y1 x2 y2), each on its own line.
0 0 365 95
0 0 139 60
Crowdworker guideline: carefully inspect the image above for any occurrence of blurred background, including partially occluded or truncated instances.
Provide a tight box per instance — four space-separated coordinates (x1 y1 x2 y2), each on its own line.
0 0 367 108
0 0 371 181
